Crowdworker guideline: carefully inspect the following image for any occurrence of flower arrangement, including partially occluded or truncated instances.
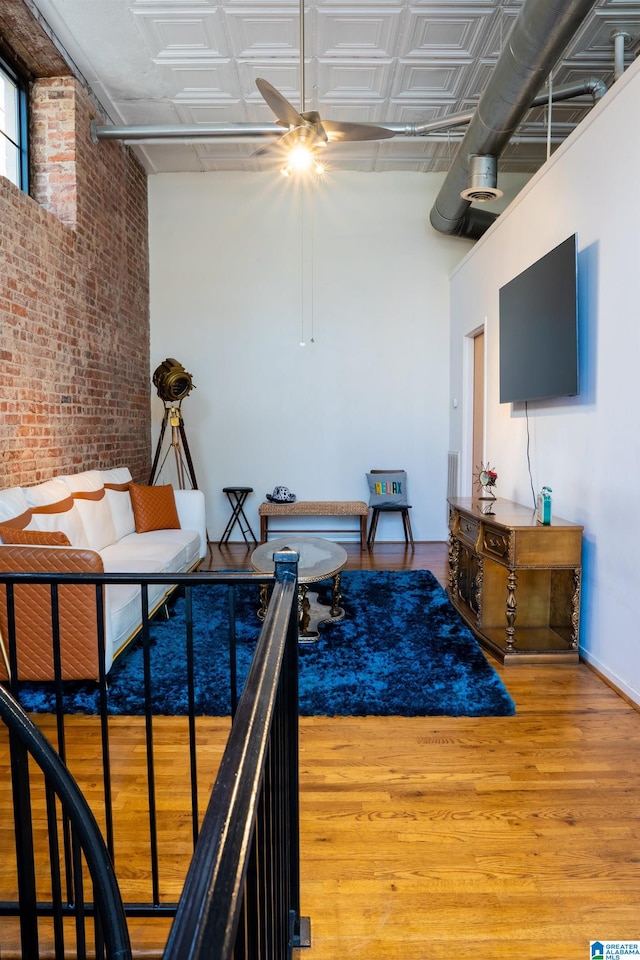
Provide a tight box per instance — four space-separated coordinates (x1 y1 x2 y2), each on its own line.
483 468 498 487
476 462 498 500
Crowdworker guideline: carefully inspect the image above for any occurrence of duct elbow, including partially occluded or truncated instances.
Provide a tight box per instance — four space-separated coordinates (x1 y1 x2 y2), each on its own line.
585 76 607 101
457 208 499 240
429 203 464 236
429 203 498 240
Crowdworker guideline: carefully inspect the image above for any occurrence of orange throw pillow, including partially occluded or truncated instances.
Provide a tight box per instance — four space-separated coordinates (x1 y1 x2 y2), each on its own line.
129 483 180 533
0 525 71 546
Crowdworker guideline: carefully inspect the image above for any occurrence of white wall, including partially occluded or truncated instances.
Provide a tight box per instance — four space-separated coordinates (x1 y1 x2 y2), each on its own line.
449 58 640 702
149 171 478 543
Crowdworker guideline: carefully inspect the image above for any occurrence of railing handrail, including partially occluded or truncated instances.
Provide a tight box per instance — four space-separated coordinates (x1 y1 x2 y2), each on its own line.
0 570 272 585
163 560 299 958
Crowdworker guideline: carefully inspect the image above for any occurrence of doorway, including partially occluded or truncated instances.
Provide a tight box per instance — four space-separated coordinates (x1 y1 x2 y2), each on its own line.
472 329 485 487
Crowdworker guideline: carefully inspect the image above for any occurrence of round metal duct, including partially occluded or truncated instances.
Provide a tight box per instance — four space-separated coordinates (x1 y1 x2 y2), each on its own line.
460 155 503 202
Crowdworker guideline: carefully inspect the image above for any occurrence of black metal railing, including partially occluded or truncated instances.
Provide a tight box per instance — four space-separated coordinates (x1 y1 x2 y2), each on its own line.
0 683 132 959
163 550 307 959
0 550 307 958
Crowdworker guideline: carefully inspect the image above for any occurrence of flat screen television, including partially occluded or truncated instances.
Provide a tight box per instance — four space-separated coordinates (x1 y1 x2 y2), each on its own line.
499 234 579 404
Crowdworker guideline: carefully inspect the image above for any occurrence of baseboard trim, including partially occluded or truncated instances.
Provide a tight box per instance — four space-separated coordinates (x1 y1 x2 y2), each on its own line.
581 653 640 713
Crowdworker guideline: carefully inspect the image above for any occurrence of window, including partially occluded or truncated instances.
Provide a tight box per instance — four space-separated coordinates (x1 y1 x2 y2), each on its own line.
1 52 29 191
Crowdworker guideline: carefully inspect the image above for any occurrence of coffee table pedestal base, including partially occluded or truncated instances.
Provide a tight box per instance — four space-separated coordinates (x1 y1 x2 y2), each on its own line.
258 579 345 642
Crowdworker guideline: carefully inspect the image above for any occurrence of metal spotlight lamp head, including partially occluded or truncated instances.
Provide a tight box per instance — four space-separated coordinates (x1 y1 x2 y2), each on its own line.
152 358 195 403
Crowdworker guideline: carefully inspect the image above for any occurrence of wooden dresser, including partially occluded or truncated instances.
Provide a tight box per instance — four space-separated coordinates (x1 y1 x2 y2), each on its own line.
447 497 583 664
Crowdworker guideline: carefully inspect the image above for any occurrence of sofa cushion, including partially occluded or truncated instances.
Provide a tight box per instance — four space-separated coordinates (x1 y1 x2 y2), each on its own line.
23 479 89 548
119 529 200 571
107 579 169 659
0 526 71 546
101 468 136 541
130 483 180 533
100 553 181 659
0 487 32 528
101 528 199 574
59 470 117 551
138 529 200 570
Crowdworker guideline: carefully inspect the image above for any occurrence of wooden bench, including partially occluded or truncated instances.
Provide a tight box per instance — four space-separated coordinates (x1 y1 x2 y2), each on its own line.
258 500 369 549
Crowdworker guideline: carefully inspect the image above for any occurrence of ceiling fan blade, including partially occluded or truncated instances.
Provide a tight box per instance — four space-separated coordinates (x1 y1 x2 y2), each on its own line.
300 111 329 144
251 126 323 159
256 78 304 128
278 127 325 151
251 141 286 158
322 120 394 142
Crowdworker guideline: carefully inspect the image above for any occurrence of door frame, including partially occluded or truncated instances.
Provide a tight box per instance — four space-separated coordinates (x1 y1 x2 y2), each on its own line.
461 322 486 496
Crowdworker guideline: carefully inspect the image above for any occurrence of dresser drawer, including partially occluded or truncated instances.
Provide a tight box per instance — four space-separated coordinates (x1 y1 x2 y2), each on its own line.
457 514 480 546
482 525 510 560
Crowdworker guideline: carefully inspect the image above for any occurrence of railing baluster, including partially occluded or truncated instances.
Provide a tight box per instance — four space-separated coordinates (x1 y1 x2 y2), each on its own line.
228 584 238 716
139 582 162 907
95 582 115 862
50 584 75 911
72 831 88 960
45 779 66 957
8 725 40 958
185 583 200 847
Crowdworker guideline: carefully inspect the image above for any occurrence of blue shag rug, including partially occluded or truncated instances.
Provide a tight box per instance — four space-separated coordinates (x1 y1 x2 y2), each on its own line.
12 569 515 718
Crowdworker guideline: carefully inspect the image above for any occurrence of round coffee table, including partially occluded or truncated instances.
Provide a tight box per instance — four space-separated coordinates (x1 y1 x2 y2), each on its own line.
251 536 347 641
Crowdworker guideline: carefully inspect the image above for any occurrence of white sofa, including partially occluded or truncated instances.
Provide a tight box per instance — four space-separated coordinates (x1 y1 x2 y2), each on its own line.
0 468 206 681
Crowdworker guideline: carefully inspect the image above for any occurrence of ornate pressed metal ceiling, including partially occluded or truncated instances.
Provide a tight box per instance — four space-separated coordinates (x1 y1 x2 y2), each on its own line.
30 0 640 175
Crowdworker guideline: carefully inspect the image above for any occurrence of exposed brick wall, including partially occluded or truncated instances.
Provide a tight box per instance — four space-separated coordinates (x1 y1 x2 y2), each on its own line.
0 0 69 78
0 69 151 487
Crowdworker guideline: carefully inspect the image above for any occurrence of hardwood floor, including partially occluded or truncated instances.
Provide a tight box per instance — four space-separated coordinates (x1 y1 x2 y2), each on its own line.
2 541 639 959
211 541 640 959
206 539 446 578
295 677 640 960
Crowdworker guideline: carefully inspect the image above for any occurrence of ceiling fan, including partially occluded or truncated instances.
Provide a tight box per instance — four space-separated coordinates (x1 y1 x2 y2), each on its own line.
255 0 393 171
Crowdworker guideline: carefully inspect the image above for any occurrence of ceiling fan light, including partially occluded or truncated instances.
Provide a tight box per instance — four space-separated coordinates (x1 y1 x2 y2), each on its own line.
287 143 315 171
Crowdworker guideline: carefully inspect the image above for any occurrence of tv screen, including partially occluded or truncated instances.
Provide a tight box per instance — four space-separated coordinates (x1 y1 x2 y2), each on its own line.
499 234 578 404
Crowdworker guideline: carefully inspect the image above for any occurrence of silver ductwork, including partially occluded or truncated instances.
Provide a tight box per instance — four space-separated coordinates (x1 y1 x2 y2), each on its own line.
460 155 503 202
91 76 605 146
612 30 631 82
429 0 603 239
91 80 605 146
